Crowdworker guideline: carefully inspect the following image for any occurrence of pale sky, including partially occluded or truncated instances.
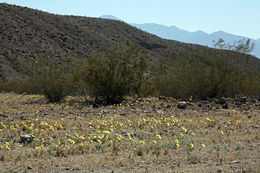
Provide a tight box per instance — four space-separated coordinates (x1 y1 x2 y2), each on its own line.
1 0 260 39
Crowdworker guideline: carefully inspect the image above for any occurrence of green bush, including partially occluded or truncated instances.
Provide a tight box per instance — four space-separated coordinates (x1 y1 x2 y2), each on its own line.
151 52 260 99
25 57 71 102
41 79 67 102
74 44 148 104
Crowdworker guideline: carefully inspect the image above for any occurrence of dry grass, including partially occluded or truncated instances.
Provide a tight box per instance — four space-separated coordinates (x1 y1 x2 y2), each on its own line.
0 93 259 172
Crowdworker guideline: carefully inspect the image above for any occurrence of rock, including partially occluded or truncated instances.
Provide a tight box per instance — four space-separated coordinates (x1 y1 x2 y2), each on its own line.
240 96 247 104
157 110 164 115
177 102 186 109
166 104 171 108
0 113 8 118
252 125 260 129
141 132 154 136
222 104 228 109
20 134 34 144
27 166 33 169
231 160 240 164
122 131 136 138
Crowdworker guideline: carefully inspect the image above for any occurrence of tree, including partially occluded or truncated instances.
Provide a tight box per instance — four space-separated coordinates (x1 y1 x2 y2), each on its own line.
74 44 148 104
234 38 256 54
213 38 256 54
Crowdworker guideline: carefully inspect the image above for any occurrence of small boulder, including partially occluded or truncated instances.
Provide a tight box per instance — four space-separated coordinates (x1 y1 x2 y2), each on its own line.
222 104 228 109
177 102 186 109
240 96 247 104
0 113 8 118
207 104 212 110
20 134 34 144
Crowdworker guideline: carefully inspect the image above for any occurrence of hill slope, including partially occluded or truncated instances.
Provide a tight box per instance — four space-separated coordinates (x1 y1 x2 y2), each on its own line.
1 3 260 81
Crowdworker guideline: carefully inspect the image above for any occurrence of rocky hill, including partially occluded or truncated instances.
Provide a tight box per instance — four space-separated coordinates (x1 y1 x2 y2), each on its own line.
1 3 260 81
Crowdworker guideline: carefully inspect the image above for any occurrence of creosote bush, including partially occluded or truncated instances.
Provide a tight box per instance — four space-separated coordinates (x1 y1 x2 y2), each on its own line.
151 51 260 99
41 79 67 102
74 44 148 104
24 57 72 102
0 45 259 102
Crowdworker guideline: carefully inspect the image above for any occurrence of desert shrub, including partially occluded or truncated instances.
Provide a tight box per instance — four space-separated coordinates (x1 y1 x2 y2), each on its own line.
41 79 67 102
0 80 38 94
23 57 73 102
74 44 148 104
151 52 260 99
152 59 214 99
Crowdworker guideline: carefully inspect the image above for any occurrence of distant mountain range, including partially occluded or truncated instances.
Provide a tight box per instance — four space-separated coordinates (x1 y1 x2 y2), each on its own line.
101 15 260 58
100 15 121 21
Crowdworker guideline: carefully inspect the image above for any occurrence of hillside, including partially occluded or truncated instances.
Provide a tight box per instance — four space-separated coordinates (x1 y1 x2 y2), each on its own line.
1 3 260 82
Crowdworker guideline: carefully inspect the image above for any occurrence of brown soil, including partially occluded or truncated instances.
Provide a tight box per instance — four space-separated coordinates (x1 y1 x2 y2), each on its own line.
0 93 259 172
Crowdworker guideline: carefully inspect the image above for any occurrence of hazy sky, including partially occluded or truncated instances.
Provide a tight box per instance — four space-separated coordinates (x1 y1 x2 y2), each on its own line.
1 0 260 39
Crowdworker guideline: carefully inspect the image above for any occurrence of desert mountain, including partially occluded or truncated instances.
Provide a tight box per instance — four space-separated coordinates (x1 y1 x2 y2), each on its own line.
0 3 260 82
100 15 121 21
100 15 260 58
131 23 260 58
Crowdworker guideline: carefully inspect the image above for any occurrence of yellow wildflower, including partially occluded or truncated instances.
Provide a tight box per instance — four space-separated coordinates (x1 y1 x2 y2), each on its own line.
139 141 145 144
190 144 194 148
156 134 161 140
181 127 187 133
103 131 110 134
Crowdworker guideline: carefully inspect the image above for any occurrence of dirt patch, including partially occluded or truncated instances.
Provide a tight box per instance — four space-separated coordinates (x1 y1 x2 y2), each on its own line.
0 93 259 172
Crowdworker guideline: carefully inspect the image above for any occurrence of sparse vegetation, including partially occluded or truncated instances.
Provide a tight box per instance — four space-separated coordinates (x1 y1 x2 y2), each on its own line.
1 46 260 102
0 93 259 172
213 38 256 54
73 44 148 104
150 50 260 99
0 3 260 172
